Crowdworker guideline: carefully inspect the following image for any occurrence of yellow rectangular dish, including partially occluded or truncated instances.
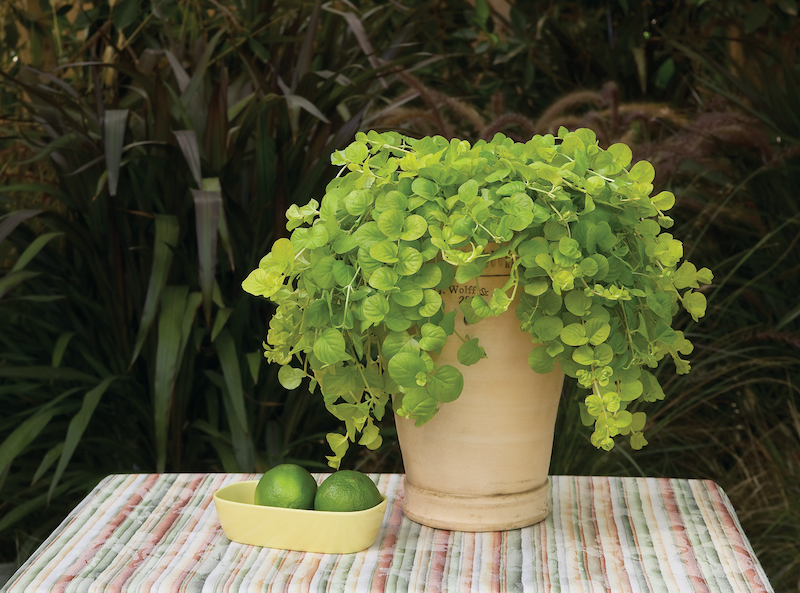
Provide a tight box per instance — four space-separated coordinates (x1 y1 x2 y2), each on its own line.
213 480 388 554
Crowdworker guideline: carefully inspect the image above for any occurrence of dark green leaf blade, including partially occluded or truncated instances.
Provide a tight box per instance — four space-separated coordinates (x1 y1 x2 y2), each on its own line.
0 209 41 245
173 130 203 188
130 215 180 367
153 286 189 472
48 376 117 501
104 109 129 196
192 190 221 324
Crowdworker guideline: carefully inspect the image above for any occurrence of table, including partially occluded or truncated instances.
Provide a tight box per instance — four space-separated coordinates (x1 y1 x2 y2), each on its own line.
1 473 773 593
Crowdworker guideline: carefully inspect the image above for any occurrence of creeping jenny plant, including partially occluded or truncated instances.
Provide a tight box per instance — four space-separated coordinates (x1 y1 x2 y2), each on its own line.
243 129 712 468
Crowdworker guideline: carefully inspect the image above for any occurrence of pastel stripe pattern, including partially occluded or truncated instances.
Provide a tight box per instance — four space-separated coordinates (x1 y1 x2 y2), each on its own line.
2 474 772 593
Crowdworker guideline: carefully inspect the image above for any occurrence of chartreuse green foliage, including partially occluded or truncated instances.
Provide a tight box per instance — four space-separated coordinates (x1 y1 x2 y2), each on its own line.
243 129 713 467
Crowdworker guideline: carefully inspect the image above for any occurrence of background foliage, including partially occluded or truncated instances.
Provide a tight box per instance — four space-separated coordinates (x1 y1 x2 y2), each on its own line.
1 0 799 589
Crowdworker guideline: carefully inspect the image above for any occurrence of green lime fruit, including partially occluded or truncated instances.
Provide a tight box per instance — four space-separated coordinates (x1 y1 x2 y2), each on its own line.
254 464 318 510
314 470 383 512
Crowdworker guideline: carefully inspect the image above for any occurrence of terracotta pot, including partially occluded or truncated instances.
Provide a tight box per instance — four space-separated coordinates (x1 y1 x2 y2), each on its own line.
394 256 564 531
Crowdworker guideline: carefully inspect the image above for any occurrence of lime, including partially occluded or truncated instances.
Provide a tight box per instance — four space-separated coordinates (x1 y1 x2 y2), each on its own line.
254 464 318 510
314 470 383 512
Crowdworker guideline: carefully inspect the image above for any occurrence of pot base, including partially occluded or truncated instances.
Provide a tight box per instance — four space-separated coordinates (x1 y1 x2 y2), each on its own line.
401 476 550 532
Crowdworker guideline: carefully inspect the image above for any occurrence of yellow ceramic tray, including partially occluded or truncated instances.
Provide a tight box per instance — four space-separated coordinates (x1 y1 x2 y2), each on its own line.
213 480 388 554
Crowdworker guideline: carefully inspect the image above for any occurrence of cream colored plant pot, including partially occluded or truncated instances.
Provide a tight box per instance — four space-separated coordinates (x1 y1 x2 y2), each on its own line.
395 258 565 532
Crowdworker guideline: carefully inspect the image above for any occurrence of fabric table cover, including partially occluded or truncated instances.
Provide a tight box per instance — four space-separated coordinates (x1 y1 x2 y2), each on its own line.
2 473 772 592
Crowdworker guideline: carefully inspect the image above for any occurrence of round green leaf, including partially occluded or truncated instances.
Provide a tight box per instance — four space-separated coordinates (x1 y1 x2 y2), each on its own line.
572 345 595 366
396 246 423 275
528 345 555 374
594 343 614 365
377 209 405 240
518 236 549 267
271 238 294 266
564 291 592 316
561 323 589 346
584 175 606 196
553 269 575 292
524 280 549 297
384 190 408 211
620 380 644 402
457 338 486 365
370 239 399 263
534 253 554 273
646 292 672 320
354 221 384 247
415 263 443 289
485 167 511 183
332 261 356 286
385 305 414 331
540 291 563 315
418 289 443 317
589 254 609 279
455 260 485 284
411 177 438 199
546 341 564 357
578 258 599 277
497 180 526 196
388 351 428 388
313 328 351 366
320 366 360 398
362 294 390 323
615 410 633 429
418 323 447 351
559 134 585 158
288 227 309 250
630 411 647 432
636 219 661 238
508 209 535 232
320 189 344 219
358 422 382 450
311 255 336 289
586 318 611 345
368 267 399 291
471 295 493 318
417 238 437 261
592 150 622 176
306 299 330 326
357 246 382 276
306 225 329 249
400 214 428 241
397 387 438 421
607 143 633 168
458 179 479 201
278 365 305 390
344 141 368 163
241 268 282 298
673 261 698 290
682 290 707 322
602 391 621 413
629 160 655 184
383 331 418 360
489 288 512 313
345 190 370 216
326 433 349 467
392 280 423 307
427 365 464 402
585 394 604 417
533 316 564 341
553 247 578 267
501 193 533 217
558 236 581 259
332 234 360 254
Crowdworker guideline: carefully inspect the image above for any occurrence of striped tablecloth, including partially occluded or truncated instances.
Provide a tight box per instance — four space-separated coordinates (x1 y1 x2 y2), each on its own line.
2 473 772 593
